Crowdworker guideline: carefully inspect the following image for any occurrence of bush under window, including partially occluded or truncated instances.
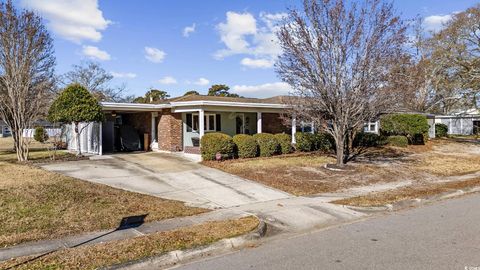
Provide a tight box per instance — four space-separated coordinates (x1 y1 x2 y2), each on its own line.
253 133 280 157
200 133 235 161
354 132 383 147
295 132 315 152
313 132 334 151
233 134 258 158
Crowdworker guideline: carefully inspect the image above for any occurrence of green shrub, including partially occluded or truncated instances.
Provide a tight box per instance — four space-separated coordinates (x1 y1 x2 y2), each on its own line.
274 133 293 154
435 123 448 138
380 114 429 144
313 133 334 151
387 135 408 147
295 132 315 152
200 133 235 161
34 126 49 143
233 134 258 158
253 133 280 157
354 132 382 147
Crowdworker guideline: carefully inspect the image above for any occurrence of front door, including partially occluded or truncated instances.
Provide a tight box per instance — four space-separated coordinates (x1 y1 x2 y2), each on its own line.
236 114 245 134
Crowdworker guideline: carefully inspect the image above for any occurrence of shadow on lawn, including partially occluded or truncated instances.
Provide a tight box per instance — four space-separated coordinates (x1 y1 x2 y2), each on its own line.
5 214 148 269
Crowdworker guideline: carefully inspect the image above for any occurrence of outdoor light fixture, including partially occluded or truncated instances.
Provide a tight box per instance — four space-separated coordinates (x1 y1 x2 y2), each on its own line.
111 111 117 117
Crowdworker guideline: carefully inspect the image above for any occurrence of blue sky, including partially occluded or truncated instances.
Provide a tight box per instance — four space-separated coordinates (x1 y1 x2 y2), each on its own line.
16 0 479 98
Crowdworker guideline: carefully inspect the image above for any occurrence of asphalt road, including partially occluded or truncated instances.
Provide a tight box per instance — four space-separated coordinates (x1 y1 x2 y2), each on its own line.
173 193 480 270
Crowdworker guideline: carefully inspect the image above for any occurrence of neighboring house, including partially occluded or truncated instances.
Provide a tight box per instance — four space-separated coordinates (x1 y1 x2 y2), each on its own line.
435 109 480 135
0 120 10 137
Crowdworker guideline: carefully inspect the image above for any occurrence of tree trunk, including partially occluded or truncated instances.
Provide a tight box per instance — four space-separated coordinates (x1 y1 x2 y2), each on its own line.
13 128 28 161
335 134 346 167
74 122 82 156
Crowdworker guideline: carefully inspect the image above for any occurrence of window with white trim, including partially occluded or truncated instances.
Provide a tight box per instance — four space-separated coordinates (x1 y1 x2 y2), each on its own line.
189 113 217 132
364 121 378 133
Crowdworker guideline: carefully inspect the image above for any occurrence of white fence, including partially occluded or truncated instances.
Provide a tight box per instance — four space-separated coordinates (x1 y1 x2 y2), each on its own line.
64 122 102 155
22 128 62 138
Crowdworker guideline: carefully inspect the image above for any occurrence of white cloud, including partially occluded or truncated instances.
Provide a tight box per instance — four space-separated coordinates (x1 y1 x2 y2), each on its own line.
111 72 137 79
144 47 166 63
82 45 111 61
214 12 285 68
240 57 274 69
194 77 210 86
232 82 291 98
21 0 110 43
158 76 177 84
423 14 453 32
183 23 196 37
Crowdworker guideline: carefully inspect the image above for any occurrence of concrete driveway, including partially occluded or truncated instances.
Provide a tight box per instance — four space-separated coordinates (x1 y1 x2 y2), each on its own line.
41 152 290 209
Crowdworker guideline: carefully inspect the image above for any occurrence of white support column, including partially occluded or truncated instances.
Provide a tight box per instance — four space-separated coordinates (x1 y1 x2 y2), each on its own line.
257 112 262 133
199 109 205 139
291 115 297 144
99 122 103 156
151 112 158 144
311 121 315 134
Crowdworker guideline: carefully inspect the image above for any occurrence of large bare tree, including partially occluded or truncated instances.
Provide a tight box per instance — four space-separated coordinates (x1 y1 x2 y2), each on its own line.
0 1 55 161
62 61 131 102
276 0 406 166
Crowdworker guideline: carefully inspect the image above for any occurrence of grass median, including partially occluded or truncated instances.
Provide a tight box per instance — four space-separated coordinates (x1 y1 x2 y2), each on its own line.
0 216 259 270
0 162 208 247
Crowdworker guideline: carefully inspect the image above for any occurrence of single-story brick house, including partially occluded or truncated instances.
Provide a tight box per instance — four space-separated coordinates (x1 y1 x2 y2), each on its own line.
0 120 10 137
77 95 302 155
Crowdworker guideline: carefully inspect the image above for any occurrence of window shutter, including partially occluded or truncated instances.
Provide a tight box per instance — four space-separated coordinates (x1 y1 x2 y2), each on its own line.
186 114 192 132
216 114 221 131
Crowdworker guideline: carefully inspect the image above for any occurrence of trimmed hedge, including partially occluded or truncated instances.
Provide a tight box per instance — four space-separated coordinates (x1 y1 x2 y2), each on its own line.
313 133 334 151
200 133 235 160
34 126 49 143
274 133 293 154
233 134 258 158
387 135 408 147
354 132 382 147
381 114 429 144
295 132 315 152
435 123 448 138
253 133 280 157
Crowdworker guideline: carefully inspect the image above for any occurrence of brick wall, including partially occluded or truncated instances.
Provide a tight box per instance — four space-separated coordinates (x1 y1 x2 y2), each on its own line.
262 113 290 134
158 109 183 151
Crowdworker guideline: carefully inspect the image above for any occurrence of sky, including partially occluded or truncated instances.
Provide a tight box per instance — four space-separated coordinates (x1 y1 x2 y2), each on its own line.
15 0 479 99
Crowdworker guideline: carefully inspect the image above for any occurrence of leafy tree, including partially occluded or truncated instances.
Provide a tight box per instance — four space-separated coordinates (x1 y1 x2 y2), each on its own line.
207 84 240 97
0 0 56 161
183 90 200 96
62 61 129 102
133 89 170 103
276 0 406 166
48 84 104 155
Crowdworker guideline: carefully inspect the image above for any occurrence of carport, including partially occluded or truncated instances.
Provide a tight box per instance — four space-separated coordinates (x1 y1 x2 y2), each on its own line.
101 103 167 154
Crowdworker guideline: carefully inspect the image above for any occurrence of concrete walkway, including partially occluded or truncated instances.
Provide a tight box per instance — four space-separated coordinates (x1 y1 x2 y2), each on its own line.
41 152 291 209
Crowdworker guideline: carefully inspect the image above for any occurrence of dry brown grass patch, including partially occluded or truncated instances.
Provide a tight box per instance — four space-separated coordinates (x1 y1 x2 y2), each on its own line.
0 216 259 270
0 162 207 247
334 178 480 207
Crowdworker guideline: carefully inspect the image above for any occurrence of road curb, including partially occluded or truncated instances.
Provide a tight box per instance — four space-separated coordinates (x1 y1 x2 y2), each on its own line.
343 186 480 212
105 220 267 270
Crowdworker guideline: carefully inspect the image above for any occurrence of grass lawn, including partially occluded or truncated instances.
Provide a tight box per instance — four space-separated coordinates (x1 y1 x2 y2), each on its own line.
0 216 259 270
333 178 480 207
0 137 53 150
204 139 480 196
0 162 208 248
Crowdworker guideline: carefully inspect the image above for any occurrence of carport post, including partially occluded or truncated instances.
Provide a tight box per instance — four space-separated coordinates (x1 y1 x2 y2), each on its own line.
257 112 262 133
199 109 205 139
291 115 296 144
